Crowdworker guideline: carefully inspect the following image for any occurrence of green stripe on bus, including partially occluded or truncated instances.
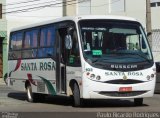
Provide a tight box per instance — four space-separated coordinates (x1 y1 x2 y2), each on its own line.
38 76 56 95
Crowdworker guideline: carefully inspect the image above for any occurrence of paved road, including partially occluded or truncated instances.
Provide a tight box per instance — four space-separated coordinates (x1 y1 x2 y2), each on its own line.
0 84 160 118
0 84 160 112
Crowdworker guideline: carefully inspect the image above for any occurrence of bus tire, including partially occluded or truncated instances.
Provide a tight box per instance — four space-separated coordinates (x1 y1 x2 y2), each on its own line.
73 83 82 107
34 93 46 103
134 98 143 106
26 85 34 102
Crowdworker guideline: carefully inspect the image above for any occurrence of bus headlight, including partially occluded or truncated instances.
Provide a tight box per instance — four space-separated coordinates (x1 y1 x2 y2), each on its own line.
96 75 101 80
151 74 154 78
146 75 150 80
90 74 95 79
88 74 101 80
146 74 155 81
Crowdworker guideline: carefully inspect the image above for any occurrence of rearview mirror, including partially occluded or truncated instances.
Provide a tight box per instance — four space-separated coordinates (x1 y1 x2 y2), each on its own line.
65 35 72 49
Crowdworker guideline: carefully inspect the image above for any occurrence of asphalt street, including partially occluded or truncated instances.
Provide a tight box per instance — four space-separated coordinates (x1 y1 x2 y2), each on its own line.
0 75 159 118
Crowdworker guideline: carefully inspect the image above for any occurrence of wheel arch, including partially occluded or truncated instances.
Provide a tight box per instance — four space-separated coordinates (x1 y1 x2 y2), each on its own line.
69 79 83 96
69 79 78 91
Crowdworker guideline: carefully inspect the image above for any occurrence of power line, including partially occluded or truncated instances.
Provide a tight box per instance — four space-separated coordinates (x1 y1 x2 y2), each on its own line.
2 0 89 14
8 14 61 18
5 0 121 11
2 0 120 15
3 0 76 14
3 0 42 6
3 0 59 10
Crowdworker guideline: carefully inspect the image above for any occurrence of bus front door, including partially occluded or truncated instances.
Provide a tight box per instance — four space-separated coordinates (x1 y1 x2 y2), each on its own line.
56 28 67 94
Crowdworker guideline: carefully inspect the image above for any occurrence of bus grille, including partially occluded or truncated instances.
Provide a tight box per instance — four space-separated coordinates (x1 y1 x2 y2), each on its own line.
37 81 45 92
98 91 148 97
104 79 145 84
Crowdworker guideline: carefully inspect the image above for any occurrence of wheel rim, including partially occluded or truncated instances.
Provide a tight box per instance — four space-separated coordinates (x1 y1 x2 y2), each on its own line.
27 87 32 101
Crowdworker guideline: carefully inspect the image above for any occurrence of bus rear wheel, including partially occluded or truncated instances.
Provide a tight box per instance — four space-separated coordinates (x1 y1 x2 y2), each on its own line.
134 98 143 106
73 83 82 107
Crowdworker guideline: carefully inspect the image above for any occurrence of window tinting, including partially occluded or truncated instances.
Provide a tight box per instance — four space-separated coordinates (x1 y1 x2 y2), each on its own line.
38 48 54 57
151 2 156 7
9 51 21 59
38 26 55 58
9 25 56 59
24 29 38 48
40 27 55 47
22 49 37 58
10 32 23 50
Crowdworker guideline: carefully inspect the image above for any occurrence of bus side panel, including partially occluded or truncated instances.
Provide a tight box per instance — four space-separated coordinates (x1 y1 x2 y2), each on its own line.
8 59 57 95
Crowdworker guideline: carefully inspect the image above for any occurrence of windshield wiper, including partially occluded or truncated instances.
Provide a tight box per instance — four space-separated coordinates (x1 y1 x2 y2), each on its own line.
91 58 110 63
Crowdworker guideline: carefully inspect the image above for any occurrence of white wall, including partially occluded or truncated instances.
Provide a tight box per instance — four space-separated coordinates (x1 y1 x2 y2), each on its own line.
77 0 108 15
110 0 125 13
125 0 146 28
77 0 147 28
90 0 108 15
151 7 160 29
78 0 91 15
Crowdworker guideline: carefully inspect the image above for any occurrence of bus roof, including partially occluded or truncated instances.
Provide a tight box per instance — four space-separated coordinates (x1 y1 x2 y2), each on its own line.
11 15 138 32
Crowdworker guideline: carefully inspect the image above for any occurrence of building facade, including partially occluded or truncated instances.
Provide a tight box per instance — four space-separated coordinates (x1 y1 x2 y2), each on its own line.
0 0 7 78
150 0 160 61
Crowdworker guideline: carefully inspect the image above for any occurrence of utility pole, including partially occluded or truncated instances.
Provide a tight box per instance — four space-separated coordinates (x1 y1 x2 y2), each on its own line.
146 0 152 48
0 4 2 19
63 0 67 16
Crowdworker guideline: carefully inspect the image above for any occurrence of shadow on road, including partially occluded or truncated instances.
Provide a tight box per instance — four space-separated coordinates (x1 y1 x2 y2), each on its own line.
7 92 148 108
8 92 27 101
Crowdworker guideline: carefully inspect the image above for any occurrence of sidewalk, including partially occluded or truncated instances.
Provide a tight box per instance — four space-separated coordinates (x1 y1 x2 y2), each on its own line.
0 78 5 85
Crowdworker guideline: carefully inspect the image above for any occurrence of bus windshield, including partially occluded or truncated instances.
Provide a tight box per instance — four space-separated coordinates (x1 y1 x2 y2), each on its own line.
79 20 153 67
79 20 152 63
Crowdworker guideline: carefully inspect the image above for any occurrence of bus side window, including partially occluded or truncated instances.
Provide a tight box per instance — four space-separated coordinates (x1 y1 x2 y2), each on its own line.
38 26 56 58
9 32 23 59
22 29 38 58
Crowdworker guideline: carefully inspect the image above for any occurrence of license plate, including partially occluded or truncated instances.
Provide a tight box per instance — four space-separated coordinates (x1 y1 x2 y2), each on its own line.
119 87 132 92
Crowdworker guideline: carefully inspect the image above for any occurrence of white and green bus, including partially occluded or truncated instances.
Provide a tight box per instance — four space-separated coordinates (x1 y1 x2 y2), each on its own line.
6 15 156 107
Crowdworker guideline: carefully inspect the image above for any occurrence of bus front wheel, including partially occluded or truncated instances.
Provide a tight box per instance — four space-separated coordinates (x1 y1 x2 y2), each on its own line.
134 98 143 106
73 83 82 107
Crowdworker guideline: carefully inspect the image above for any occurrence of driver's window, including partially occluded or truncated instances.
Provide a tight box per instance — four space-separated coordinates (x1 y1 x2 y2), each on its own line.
126 35 140 50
